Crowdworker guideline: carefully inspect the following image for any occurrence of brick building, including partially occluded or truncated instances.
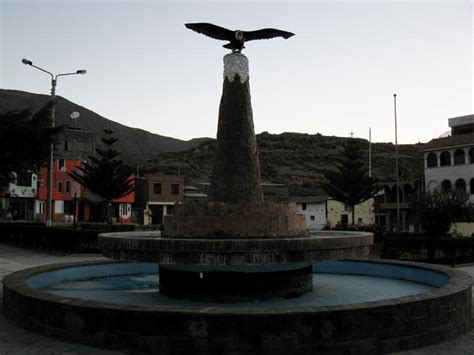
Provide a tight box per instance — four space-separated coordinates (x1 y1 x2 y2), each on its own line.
135 174 184 225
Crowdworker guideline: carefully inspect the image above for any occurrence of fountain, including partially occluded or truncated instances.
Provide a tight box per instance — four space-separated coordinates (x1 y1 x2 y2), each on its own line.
2 40 472 354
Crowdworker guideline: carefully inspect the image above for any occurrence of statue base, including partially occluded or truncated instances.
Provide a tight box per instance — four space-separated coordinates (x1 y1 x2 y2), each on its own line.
163 201 308 239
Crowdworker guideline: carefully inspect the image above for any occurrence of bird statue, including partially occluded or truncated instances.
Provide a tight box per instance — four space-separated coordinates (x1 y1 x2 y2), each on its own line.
185 23 295 52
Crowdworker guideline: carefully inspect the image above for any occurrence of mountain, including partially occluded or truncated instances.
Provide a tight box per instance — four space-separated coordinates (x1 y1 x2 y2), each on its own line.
149 132 424 196
0 90 209 163
0 90 423 196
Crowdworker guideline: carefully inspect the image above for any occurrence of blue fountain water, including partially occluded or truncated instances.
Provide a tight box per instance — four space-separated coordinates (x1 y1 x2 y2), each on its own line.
28 261 448 308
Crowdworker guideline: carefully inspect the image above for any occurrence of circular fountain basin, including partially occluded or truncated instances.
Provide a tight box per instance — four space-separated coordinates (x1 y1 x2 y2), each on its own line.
99 230 373 301
3 259 471 354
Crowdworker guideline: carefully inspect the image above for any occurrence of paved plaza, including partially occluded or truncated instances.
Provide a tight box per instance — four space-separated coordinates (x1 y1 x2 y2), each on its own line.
0 243 474 354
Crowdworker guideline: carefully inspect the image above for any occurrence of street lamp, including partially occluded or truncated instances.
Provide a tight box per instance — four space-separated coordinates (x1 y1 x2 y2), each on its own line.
21 58 86 226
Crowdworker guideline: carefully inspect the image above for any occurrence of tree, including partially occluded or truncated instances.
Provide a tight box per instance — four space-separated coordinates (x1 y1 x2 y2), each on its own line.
413 188 471 237
0 101 58 192
68 129 135 225
320 139 378 225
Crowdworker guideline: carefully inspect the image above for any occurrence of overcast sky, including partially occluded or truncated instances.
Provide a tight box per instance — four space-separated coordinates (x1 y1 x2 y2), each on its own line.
1 0 472 144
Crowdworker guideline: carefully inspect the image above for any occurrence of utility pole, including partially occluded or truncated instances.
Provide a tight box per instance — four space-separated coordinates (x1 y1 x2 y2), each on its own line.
394 94 400 232
369 127 372 178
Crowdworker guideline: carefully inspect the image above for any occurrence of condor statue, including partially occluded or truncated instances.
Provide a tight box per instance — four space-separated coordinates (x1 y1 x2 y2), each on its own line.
185 22 294 52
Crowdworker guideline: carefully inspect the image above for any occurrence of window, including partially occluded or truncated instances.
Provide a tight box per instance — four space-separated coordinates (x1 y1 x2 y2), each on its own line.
454 149 465 165
167 205 175 215
310 215 315 221
302 203 307 211
65 140 72 151
65 181 71 193
76 141 85 151
471 179 474 195
469 148 474 164
58 159 65 171
57 181 63 193
171 184 180 195
55 200 64 214
153 183 162 194
16 172 32 186
441 180 452 192
426 153 437 168
440 151 451 166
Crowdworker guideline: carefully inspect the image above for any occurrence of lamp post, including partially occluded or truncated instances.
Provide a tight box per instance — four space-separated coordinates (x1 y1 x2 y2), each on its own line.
21 58 86 226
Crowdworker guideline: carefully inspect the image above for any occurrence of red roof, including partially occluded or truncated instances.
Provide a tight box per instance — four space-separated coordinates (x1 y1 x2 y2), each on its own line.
420 133 474 151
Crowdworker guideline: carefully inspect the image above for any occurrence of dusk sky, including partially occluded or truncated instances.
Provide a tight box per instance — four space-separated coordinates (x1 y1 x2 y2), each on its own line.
1 0 472 144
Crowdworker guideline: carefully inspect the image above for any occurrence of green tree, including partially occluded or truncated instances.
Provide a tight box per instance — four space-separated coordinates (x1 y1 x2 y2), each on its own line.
0 101 58 192
320 139 378 225
68 129 135 225
413 188 471 237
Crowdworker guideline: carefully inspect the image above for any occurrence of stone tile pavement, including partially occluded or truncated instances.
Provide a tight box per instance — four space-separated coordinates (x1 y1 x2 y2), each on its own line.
0 244 122 355
0 243 473 354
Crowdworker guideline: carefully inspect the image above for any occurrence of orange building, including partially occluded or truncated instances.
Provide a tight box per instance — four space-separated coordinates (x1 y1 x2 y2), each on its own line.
36 158 135 224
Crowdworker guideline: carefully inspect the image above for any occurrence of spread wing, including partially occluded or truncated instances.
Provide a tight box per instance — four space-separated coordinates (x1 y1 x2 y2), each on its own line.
243 28 295 42
185 23 234 41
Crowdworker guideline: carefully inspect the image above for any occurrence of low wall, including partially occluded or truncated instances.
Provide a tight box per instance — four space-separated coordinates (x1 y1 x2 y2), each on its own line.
3 259 471 354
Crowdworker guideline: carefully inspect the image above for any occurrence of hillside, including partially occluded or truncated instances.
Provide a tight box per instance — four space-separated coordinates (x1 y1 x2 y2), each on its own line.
0 90 208 162
0 90 423 195
147 132 424 196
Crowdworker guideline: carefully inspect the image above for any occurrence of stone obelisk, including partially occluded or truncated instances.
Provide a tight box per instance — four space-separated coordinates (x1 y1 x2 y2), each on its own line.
164 53 307 239
207 53 264 203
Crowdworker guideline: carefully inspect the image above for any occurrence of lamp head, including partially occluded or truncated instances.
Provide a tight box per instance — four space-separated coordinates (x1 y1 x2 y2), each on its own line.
22 58 32 65
76 70 87 75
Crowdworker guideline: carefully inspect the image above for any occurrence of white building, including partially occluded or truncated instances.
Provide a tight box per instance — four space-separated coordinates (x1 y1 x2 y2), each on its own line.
7 171 38 221
421 114 474 203
293 196 375 230
293 196 328 230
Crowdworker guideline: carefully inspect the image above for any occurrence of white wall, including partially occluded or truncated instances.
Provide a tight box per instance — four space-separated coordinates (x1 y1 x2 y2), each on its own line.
295 201 327 230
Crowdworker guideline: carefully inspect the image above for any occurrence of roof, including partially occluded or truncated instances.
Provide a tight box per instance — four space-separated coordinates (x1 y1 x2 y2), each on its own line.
448 114 474 128
291 195 331 204
420 132 474 151
184 192 207 198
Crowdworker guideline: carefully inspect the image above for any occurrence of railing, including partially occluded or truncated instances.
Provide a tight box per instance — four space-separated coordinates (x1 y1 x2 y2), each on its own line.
379 202 412 209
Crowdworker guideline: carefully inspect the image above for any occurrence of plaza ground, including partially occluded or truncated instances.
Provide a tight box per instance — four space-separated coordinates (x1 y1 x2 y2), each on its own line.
0 243 474 354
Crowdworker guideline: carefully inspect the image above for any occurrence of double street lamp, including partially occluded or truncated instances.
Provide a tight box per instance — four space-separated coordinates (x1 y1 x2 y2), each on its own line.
21 58 86 226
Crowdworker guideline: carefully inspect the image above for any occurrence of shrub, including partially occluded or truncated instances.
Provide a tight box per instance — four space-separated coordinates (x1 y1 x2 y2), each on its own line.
413 189 471 237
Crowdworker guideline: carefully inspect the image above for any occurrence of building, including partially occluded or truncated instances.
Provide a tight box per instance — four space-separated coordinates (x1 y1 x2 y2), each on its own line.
421 114 474 236
374 180 422 232
2 171 38 221
136 174 185 225
35 159 135 224
184 185 207 202
35 127 135 224
293 196 375 230
421 114 474 202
